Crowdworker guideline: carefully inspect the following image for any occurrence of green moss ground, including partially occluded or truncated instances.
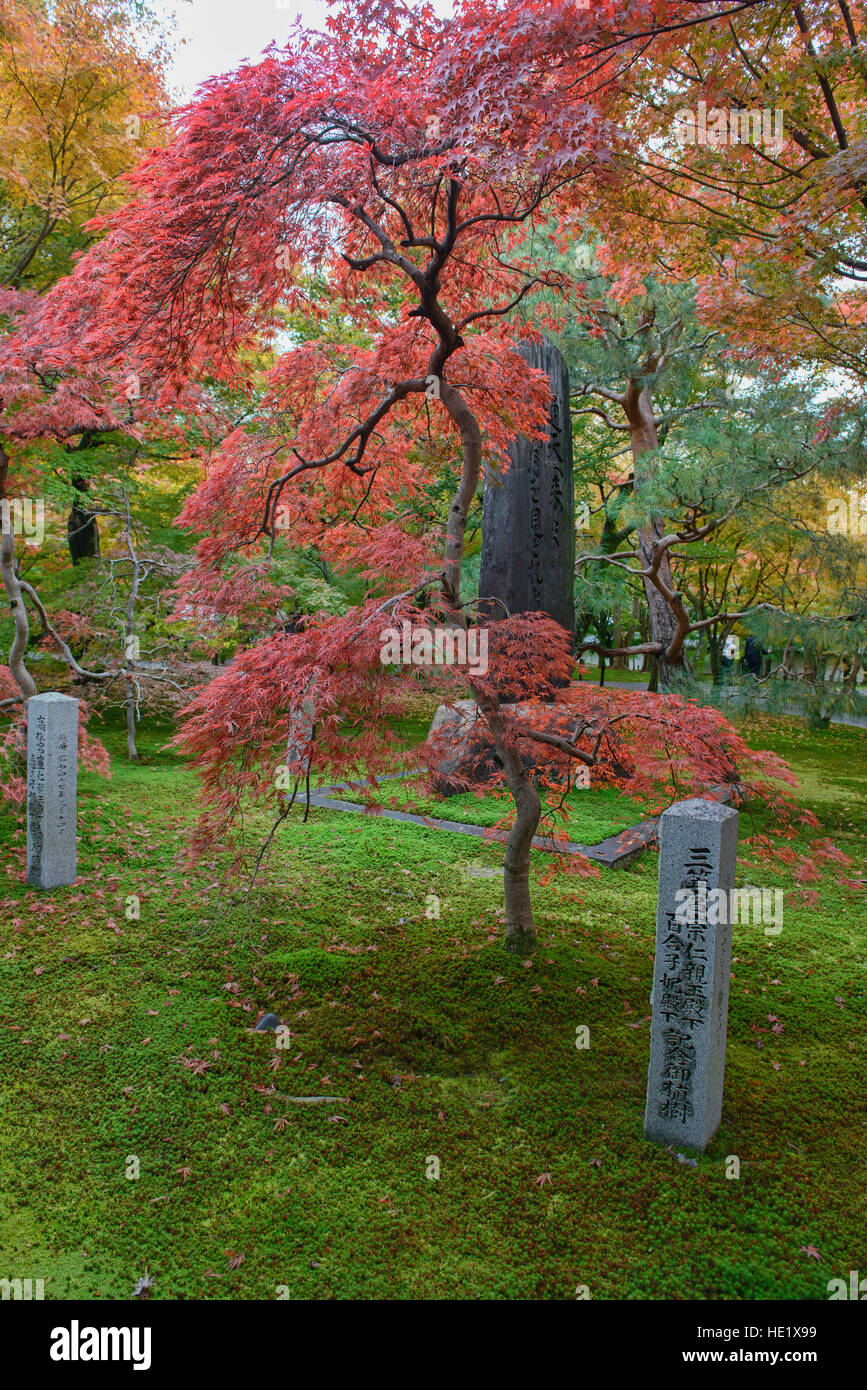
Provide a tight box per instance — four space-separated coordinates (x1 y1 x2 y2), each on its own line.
0 710 864 1300
330 777 649 842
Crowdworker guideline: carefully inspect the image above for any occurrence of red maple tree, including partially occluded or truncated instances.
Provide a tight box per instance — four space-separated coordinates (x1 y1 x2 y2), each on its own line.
11 0 830 951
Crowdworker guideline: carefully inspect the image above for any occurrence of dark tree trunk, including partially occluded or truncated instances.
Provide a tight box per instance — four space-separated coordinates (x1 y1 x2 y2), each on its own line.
68 476 99 564
442 376 543 954
610 616 628 669
708 627 721 686
485 703 542 957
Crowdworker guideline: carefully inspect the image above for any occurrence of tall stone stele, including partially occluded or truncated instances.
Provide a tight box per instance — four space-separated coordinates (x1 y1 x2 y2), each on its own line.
26 692 79 889
478 338 575 636
644 798 739 1153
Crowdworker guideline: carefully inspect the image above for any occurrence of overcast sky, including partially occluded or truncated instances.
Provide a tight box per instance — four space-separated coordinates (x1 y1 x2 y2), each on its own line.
151 0 332 100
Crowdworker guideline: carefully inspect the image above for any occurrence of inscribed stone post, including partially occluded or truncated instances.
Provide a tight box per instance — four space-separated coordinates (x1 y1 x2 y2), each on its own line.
644 797 738 1152
478 337 575 635
26 692 79 889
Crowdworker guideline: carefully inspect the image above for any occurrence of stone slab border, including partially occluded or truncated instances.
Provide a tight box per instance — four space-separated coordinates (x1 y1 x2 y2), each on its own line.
306 772 740 869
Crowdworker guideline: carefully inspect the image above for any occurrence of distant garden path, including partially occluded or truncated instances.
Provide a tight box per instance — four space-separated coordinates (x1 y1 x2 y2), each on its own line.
308 775 738 868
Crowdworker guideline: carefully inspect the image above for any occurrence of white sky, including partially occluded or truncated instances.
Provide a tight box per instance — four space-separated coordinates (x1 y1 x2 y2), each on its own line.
151 0 332 100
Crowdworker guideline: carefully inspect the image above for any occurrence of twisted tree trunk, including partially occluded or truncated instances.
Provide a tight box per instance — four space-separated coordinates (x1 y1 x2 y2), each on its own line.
0 445 37 699
439 378 541 955
485 703 541 956
68 475 99 565
622 381 694 693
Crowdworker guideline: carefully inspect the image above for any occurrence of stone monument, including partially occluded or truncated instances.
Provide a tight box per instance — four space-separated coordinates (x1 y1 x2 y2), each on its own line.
26 692 79 889
478 337 575 635
644 797 738 1153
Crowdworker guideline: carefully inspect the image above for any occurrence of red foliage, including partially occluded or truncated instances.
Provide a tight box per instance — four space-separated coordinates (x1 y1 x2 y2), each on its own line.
172 597 810 879
2 0 848 908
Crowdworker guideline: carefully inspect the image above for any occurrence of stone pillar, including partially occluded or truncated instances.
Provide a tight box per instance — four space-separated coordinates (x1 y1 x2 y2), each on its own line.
478 337 575 635
26 692 79 889
644 798 738 1153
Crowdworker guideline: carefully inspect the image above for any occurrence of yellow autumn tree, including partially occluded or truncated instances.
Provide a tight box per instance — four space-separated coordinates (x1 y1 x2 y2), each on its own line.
0 0 171 289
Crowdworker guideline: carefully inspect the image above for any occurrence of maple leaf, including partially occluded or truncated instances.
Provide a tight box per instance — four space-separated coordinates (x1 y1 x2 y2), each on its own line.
800 1245 821 1261
176 1056 211 1077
